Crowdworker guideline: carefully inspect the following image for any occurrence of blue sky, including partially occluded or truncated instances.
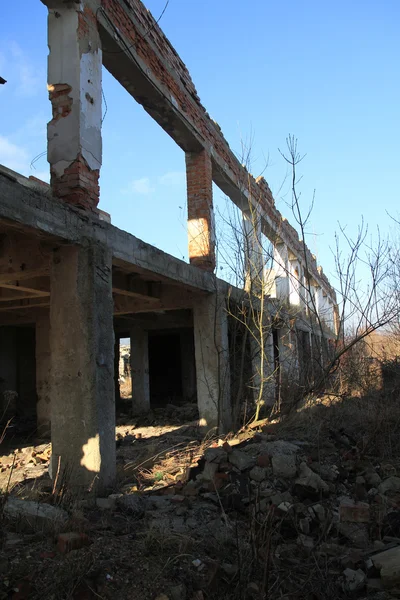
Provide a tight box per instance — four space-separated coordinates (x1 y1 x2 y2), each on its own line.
0 0 399 284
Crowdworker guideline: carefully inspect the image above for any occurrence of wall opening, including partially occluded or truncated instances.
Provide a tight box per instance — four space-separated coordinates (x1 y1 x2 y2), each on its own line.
148 331 182 407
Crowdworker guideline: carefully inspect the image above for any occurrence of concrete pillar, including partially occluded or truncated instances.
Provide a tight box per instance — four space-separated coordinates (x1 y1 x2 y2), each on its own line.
193 293 231 432
130 328 150 415
185 149 215 271
180 329 196 402
36 313 51 436
50 243 115 493
45 0 102 210
243 210 263 293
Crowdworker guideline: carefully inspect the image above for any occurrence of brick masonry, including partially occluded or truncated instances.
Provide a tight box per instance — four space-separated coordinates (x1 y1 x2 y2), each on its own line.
186 150 215 271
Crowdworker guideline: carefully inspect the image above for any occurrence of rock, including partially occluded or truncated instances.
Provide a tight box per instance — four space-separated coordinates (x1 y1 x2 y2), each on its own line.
221 563 237 576
343 568 366 592
339 499 370 523
299 518 310 534
170 584 186 600
4 497 68 531
117 494 146 515
260 440 299 458
312 504 326 522
204 447 227 464
148 496 171 510
57 532 91 554
229 449 256 471
249 466 267 482
338 522 369 548
378 477 400 495
294 462 329 499
365 470 382 487
155 595 169 600
272 454 297 478
201 461 219 481
96 495 120 510
297 534 314 549
277 501 293 513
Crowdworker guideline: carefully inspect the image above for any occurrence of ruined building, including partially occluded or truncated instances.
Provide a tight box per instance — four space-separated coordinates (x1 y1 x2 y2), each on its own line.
0 0 338 492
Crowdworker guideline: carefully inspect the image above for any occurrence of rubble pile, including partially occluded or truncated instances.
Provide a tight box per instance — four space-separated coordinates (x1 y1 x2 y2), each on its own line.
2 420 400 599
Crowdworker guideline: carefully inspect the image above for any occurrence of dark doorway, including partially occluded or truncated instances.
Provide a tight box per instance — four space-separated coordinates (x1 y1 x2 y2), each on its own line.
148 332 182 407
272 328 280 405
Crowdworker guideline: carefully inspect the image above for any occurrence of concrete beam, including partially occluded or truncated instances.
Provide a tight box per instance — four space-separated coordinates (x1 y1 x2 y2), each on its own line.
0 173 215 294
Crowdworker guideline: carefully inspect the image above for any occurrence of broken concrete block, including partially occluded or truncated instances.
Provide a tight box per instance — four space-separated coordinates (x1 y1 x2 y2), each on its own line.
4 497 68 531
229 449 256 471
203 447 227 464
339 499 370 523
378 477 400 495
272 454 297 479
249 466 267 482
262 440 299 456
294 462 329 498
338 522 369 548
201 461 219 481
117 494 146 515
343 568 366 592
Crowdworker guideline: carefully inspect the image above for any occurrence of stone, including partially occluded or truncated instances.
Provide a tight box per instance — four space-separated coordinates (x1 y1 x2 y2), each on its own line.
249 466 267 482
96 497 117 510
170 584 186 600
312 504 326 522
365 471 382 487
294 462 329 498
339 499 370 523
378 477 400 495
229 449 256 471
204 447 227 464
4 498 68 531
272 454 296 478
57 532 91 554
297 534 314 549
343 568 366 592
262 440 299 457
338 522 369 548
117 494 146 515
201 461 219 481
221 563 237 576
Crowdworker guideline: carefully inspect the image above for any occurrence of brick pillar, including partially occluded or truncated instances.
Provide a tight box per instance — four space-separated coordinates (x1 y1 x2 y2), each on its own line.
185 150 215 271
45 0 102 210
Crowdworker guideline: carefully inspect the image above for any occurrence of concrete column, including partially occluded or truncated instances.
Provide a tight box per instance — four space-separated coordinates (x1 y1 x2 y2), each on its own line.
50 243 115 493
130 328 150 415
180 329 196 402
249 322 276 410
193 292 231 433
36 313 51 436
45 0 102 210
243 210 263 293
185 149 215 271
